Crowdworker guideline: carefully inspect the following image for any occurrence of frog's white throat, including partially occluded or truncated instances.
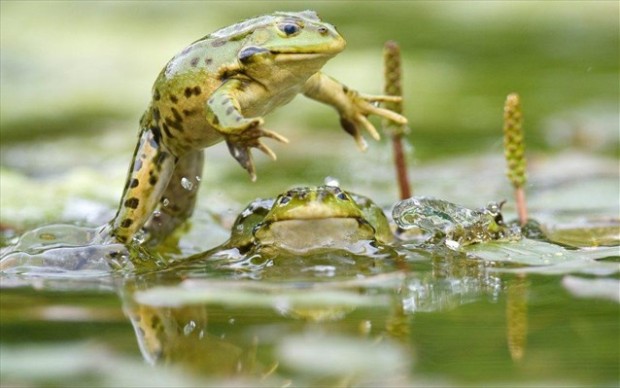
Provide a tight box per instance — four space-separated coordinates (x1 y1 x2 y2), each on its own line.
254 218 375 253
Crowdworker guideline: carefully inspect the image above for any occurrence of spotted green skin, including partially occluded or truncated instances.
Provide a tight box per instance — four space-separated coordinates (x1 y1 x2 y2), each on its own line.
227 186 393 249
105 11 407 245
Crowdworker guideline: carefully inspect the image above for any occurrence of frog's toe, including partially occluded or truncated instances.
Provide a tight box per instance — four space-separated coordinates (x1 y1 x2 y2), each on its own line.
255 141 277 161
340 117 368 151
226 141 257 181
356 114 381 141
259 128 289 144
359 93 402 103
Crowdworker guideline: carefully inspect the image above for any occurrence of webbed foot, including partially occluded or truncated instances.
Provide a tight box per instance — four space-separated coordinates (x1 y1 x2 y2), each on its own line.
224 119 289 181
340 92 407 150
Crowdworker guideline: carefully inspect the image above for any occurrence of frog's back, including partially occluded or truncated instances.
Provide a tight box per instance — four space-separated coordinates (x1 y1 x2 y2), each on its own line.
162 11 322 79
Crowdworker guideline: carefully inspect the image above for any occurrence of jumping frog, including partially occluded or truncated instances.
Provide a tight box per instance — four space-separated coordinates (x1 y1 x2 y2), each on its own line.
392 196 522 250
106 11 407 245
224 185 393 253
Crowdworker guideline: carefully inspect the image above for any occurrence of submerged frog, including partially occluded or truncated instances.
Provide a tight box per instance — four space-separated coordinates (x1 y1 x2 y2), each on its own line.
223 185 393 253
105 11 406 245
392 196 522 250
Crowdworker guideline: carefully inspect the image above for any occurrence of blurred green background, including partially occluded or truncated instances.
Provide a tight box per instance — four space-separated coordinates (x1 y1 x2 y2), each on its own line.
1 1 618 226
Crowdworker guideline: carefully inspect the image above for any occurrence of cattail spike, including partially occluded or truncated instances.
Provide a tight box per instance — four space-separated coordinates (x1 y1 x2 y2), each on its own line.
503 93 528 225
383 40 412 200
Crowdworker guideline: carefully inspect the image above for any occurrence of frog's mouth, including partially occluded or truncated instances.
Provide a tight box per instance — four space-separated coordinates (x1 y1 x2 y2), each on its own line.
253 217 376 253
270 50 340 63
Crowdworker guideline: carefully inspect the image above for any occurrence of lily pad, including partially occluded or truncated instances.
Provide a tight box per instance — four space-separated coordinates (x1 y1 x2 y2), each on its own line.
464 237 619 267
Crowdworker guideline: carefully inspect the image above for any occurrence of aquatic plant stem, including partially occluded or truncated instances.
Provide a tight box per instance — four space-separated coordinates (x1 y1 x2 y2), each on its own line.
383 40 412 200
506 274 528 362
503 93 528 226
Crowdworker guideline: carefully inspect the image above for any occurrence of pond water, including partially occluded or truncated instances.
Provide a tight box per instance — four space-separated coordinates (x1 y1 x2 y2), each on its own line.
1 2 618 386
2 154 618 386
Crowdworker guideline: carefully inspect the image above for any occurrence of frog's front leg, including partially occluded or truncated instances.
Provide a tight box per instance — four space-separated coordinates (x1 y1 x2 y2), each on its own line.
108 129 177 244
142 150 204 245
205 78 288 181
302 72 407 150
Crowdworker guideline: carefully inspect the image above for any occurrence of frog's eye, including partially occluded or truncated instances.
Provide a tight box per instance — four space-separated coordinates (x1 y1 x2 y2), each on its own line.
336 192 348 201
278 196 291 205
279 23 301 37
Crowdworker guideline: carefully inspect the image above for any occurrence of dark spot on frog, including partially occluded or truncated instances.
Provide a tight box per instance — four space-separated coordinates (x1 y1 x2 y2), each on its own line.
162 123 174 138
149 175 158 185
235 116 241 122
150 125 162 144
124 197 140 209
153 107 161 122
211 39 226 47
342 85 349 93
212 116 220 125
171 107 183 123
208 97 214 105
153 89 161 101
121 219 133 228
226 107 234 115
155 151 169 165
205 57 213 65
183 109 196 117
190 57 200 67
218 67 240 81
179 46 192 56
165 117 184 131
116 235 128 243
129 178 140 188
185 86 202 98
170 95 178 104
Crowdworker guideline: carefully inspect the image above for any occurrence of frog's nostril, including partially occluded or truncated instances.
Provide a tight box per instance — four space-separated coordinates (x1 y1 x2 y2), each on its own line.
318 27 328 35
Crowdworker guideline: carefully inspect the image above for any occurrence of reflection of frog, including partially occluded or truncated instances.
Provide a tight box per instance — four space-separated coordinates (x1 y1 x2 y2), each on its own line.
105 11 407 245
392 196 521 249
224 185 393 253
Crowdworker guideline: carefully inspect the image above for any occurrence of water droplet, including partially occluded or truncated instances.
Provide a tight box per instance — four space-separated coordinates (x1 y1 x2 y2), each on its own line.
152 210 161 218
162 198 170 207
183 320 196 335
181 177 194 191
324 176 340 187
228 318 235 325
195 175 201 182
132 230 147 244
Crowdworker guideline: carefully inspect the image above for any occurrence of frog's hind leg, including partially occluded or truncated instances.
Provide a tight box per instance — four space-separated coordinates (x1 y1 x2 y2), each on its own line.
143 150 204 245
107 129 176 244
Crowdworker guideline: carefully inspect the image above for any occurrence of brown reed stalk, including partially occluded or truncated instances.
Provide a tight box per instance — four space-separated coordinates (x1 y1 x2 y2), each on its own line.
383 40 412 200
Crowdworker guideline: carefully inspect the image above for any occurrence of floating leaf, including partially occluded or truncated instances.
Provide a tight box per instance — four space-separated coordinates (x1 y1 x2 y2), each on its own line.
464 238 619 267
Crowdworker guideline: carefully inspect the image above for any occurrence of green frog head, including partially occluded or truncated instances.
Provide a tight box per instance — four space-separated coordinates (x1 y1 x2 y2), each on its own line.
228 186 393 252
224 11 346 80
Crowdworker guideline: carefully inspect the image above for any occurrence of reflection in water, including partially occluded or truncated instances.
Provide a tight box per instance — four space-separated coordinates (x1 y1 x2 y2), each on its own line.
108 247 538 384
506 274 528 362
